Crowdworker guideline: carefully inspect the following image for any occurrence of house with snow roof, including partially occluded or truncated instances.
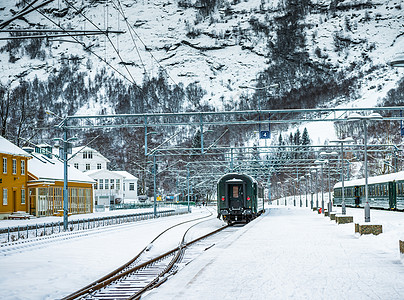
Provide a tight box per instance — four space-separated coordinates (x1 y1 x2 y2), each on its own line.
111 171 138 202
0 136 31 219
85 170 138 206
68 146 110 172
69 146 138 206
24 144 96 217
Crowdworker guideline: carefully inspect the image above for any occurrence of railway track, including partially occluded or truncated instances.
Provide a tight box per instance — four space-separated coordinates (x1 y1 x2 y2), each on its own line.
62 209 237 300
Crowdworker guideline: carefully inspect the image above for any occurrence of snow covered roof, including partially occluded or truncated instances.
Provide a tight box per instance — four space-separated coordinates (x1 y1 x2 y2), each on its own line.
0 136 32 158
70 146 110 162
84 169 123 178
112 171 138 180
333 171 404 189
217 173 257 185
28 153 95 184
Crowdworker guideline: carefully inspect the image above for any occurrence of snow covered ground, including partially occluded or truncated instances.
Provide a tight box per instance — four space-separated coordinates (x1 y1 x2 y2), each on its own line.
145 205 404 300
0 203 403 299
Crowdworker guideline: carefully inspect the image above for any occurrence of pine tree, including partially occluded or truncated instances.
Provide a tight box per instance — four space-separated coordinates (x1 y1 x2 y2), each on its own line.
301 127 311 159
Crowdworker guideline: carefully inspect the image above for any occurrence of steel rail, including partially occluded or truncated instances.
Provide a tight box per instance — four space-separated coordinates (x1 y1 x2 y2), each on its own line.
129 224 230 300
73 222 228 299
61 210 214 300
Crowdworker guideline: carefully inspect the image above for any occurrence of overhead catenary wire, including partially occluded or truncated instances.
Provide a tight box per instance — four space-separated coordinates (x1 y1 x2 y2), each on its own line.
110 0 147 75
35 7 136 85
110 0 181 88
0 0 53 29
62 0 137 85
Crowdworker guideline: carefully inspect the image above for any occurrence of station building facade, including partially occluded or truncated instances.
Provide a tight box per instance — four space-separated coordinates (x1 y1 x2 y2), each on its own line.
26 145 95 217
0 136 31 219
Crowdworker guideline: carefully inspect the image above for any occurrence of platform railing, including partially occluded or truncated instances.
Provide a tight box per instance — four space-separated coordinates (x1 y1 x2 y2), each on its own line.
0 207 189 244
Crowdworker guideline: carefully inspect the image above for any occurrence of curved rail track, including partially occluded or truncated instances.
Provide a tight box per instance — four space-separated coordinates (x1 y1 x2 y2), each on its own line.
62 208 238 300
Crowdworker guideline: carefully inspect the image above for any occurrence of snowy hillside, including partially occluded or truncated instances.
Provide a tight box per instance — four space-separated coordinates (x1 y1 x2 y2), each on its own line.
0 0 403 112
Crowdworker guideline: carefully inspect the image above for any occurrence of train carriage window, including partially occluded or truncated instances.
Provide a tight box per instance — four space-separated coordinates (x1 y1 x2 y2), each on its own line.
232 186 239 198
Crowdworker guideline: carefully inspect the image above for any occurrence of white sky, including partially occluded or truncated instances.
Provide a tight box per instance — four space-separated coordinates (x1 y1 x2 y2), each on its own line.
1 203 404 299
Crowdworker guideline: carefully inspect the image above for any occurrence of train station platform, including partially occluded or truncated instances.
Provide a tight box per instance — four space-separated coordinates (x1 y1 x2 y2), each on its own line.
144 206 404 300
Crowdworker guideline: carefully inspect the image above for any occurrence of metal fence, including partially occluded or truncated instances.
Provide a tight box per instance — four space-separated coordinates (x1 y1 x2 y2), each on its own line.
0 207 188 244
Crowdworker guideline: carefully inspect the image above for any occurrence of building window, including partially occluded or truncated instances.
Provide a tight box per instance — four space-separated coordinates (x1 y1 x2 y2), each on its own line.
2 158 6 174
105 179 109 189
21 189 25 204
97 163 102 169
2 188 7 205
86 164 90 170
83 151 93 159
129 183 135 191
116 179 121 190
74 163 79 169
21 160 25 175
94 179 98 190
12 159 17 174
110 179 115 190
99 179 104 190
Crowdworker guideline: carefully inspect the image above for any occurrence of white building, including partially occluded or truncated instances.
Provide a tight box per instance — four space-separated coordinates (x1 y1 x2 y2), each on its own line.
85 169 124 206
69 146 139 206
68 146 110 172
113 171 138 202
85 169 139 206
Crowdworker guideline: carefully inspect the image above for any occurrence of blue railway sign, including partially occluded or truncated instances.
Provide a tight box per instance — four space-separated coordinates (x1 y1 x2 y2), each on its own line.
260 131 270 139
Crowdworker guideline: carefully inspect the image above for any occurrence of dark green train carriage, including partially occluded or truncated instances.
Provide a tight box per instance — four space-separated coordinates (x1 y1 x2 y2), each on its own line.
217 173 265 224
333 171 404 210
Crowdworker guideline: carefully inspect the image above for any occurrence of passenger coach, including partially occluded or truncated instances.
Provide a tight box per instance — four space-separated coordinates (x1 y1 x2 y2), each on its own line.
333 171 404 210
217 173 264 224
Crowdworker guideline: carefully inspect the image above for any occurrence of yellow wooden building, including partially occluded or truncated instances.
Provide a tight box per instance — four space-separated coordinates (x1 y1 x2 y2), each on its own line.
0 136 31 219
0 137 95 218
25 145 95 217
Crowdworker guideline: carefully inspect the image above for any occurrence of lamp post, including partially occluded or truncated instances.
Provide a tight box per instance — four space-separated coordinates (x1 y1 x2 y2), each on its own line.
320 151 338 213
310 166 319 209
347 112 383 222
299 176 304 207
330 137 354 215
305 175 309 207
284 180 289 206
315 160 327 213
53 122 76 231
309 171 313 209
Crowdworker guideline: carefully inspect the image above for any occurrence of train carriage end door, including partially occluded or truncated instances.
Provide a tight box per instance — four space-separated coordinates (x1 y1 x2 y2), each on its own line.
228 183 244 209
354 186 359 207
389 182 396 209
